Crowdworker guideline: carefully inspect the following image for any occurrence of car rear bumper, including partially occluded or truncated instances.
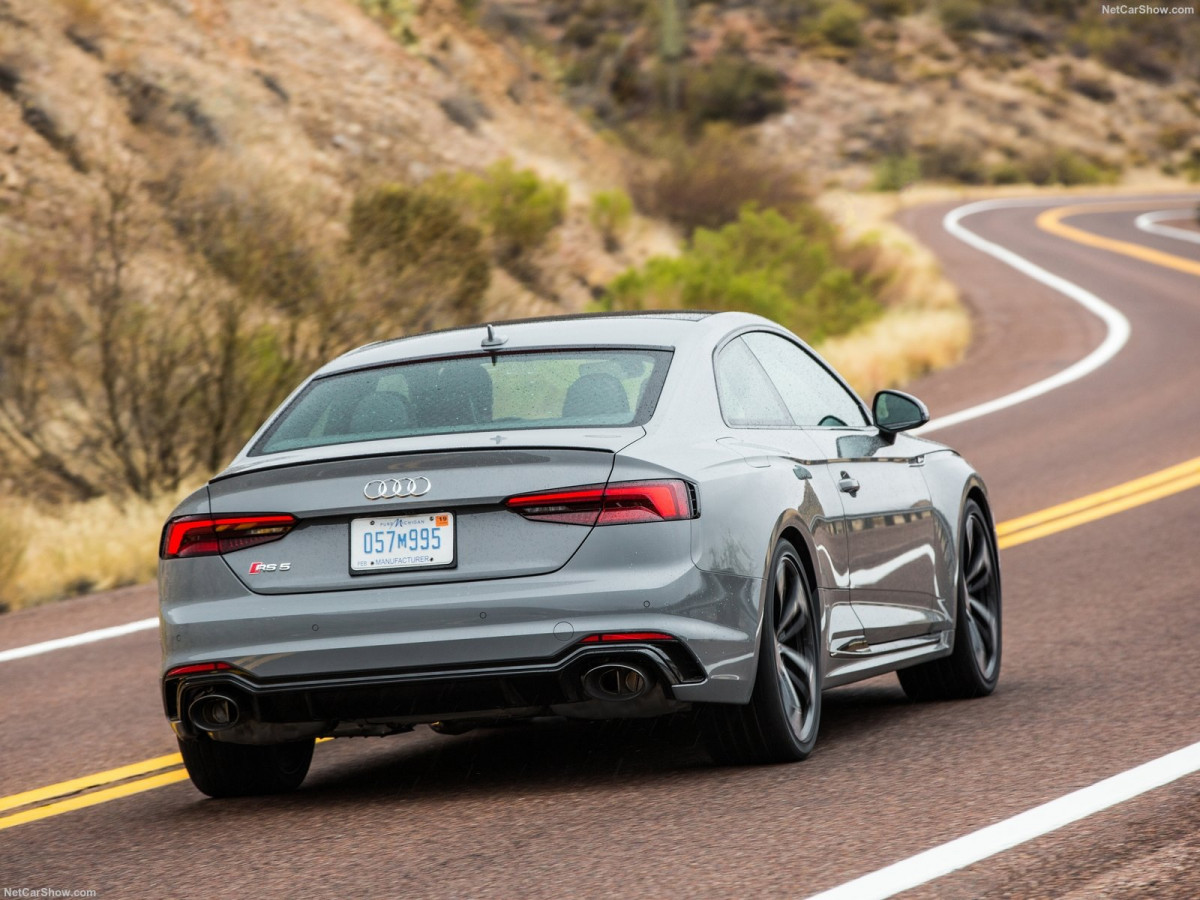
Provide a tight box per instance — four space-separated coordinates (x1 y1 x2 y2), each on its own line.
165 639 712 743
159 521 765 736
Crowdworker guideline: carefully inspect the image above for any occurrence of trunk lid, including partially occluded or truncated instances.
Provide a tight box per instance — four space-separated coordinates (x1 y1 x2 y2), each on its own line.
208 429 642 593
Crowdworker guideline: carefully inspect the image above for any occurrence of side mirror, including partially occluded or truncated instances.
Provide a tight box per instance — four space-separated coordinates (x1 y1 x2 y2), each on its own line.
873 390 929 435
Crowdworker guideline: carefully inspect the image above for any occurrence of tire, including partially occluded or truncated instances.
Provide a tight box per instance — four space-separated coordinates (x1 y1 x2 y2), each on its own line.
704 541 822 765
898 498 1002 701
178 735 315 798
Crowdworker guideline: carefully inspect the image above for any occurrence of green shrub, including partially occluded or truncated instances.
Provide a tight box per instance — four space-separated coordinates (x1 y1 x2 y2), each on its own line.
355 0 418 44
604 205 880 343
1020 148 1119 186
1185 149 1200 184
872 154 921 191
818 1 867 48
471 160 567 264
590 188 634 251
423 160 567 280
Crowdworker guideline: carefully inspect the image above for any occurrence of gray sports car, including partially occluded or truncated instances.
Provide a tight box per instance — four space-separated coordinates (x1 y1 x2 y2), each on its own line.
159 311 1001 797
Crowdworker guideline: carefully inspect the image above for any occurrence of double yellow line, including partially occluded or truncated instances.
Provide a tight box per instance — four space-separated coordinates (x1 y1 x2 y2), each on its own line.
3 456 1200 830
0 753 188 831
0 736 337 831
997 455 1200 549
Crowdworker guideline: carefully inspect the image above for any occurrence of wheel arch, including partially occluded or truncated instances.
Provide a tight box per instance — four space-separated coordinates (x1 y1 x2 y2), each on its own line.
739 513 823 711
759 511 824 642
944 472 1001 635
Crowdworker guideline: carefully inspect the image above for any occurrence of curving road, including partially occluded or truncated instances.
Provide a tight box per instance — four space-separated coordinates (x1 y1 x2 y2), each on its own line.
2 193 1200 898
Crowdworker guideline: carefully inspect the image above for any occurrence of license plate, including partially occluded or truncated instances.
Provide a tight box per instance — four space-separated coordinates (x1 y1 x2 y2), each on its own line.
350 512 455 572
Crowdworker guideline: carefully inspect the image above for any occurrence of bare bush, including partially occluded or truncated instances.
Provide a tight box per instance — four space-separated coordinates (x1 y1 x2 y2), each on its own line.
0 500 28 612
348 183 491 333
631 125 809 234
0 168 331 499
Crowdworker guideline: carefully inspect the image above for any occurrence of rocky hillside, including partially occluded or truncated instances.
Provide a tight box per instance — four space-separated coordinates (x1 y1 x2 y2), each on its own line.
0 0 654 317
495 0 1200 190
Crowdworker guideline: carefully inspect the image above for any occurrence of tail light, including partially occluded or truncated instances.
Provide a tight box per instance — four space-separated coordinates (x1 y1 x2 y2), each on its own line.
580 632 676 643
505 480 696 526
161 514 296 559
165 662 234 677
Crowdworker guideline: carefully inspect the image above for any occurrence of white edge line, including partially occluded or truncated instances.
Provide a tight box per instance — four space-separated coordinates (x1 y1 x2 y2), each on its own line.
0 199 1134 662
804 739 1200 900
807 196 1171 899
0 617 158 663
919 198 1131 434
0 197 1181 886
1135 209 1200 246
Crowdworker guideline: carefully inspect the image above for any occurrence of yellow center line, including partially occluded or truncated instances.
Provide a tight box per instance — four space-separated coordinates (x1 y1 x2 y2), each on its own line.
0 770 191 832
998 467 1200 550
3 459 1200 829
0 737 333 828
997 455 1200 541
0 752 183 814
1037 204 1200 277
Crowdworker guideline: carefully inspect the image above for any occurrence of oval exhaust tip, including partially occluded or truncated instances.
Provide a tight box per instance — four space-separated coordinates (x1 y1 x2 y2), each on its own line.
188 694 240 732
582 664 651 701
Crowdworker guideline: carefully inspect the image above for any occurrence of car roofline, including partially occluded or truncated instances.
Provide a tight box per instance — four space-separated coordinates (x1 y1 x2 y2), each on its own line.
339 310 719 359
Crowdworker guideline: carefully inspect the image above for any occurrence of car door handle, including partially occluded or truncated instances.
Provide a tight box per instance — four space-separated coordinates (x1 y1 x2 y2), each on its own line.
838 473 860 496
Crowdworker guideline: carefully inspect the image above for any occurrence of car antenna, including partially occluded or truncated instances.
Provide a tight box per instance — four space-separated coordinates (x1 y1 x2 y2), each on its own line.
481 323 507 364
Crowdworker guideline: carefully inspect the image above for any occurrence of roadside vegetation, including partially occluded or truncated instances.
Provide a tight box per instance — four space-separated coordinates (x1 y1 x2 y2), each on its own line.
504 0 1199 191
0 151 576 611
7 0 1195 611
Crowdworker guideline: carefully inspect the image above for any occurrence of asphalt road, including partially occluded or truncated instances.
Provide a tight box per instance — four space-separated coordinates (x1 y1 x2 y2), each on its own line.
2 194 1199 899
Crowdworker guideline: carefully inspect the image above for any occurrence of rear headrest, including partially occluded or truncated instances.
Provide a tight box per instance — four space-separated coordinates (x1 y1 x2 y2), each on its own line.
428 363 494 426
349 392 412 434
562 373 629 419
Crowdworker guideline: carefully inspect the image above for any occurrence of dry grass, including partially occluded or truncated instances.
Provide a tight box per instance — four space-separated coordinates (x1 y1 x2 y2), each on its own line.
2 491 190 612
821 307 970 397
0 500 30 613
814 190 969 397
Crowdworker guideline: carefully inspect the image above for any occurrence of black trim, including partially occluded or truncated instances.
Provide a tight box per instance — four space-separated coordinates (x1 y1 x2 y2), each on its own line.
164 641 707 734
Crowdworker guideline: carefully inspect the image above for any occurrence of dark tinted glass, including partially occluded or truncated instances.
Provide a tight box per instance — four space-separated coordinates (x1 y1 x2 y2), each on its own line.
254 349 671 455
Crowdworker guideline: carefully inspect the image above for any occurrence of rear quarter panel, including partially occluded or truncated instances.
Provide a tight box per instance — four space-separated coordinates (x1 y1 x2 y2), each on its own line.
917 445 993 625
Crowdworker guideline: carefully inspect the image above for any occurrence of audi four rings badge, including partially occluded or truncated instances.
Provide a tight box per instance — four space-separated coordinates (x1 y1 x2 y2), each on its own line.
363 477 432 500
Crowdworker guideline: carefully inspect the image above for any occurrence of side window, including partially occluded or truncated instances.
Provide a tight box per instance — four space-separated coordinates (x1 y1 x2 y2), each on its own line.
742 332 868 428
714 337 793 427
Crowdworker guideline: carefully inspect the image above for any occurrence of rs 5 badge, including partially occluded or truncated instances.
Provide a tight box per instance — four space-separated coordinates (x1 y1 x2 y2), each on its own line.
248 562 291 574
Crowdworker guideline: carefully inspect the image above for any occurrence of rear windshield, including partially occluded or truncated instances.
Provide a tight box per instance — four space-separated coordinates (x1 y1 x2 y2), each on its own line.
252 349 672 455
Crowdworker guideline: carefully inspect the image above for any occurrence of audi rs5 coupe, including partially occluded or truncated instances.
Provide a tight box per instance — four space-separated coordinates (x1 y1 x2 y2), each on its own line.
159 311 1002 797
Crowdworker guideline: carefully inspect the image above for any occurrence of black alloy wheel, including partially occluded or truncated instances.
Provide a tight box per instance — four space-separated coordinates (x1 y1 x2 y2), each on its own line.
771 547 821 748
704 541 822 764
898 498 1002 701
